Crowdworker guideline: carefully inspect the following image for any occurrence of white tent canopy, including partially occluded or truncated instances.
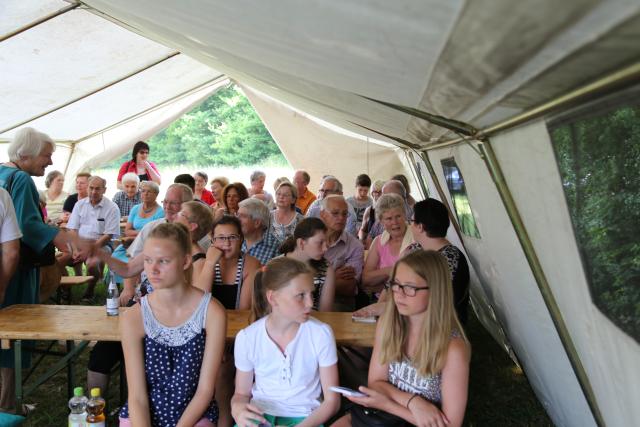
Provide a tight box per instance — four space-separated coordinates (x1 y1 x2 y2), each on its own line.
2 2 640 427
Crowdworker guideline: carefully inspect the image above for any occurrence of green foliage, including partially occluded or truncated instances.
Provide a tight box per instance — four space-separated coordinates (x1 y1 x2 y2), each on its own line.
441 159 481 238
106 85 286 168
551 105 640 342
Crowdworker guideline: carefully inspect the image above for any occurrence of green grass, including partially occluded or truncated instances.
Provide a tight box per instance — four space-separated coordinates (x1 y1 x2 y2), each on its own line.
17 289 551 426
465 313 552 426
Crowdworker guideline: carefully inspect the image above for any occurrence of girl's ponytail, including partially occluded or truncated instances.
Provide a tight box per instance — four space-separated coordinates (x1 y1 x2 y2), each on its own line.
279 235 296 254
251 270 271 322
250 258 312 322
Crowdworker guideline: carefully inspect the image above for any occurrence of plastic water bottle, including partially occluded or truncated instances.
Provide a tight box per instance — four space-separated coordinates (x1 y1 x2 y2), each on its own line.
106 274 119 316
86 387 106 426
68 386 88 427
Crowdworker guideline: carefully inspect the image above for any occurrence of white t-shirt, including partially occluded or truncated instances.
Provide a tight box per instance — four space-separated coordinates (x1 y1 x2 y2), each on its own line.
234 316 338 417
67 197 120 240
0 188 22 243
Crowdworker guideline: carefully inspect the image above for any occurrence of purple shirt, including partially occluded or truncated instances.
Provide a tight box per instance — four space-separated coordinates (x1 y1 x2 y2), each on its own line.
325 230 364 283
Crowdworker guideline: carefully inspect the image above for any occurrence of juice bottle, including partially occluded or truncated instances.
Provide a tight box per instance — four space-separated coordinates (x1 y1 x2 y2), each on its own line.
85 387 106 427
68 386 87 427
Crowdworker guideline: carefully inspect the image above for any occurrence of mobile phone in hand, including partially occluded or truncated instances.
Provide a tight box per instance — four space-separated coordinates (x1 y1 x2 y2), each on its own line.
330 386 368 397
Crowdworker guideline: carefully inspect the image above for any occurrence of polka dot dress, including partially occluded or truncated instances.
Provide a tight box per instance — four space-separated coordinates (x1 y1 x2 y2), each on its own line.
120 293 218 426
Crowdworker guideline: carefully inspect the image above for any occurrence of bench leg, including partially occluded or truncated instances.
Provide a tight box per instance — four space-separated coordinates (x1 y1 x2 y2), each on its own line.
13 340 22 415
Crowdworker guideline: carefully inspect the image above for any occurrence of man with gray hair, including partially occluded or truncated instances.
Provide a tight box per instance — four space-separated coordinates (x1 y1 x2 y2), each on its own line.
67 175 120 301
320 195 364 311
306 175 358 235
237 198 279 265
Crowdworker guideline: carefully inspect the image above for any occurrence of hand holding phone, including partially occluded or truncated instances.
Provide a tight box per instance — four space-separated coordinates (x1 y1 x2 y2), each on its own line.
330 386 368 397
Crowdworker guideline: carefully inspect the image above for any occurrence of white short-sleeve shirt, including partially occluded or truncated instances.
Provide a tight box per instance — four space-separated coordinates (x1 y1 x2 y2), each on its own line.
67 197 120 240
234 316 338 417
0 188 22 243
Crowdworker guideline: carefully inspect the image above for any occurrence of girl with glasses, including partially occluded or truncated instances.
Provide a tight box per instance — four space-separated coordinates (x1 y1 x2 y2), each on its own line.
335 250 470 427
194 215 260 427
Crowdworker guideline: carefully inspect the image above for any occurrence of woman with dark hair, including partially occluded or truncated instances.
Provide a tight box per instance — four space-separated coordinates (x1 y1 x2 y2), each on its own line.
214 182 249 221
116 141 161 189
193 171 215 206
279 217 336 311
194 215 260 427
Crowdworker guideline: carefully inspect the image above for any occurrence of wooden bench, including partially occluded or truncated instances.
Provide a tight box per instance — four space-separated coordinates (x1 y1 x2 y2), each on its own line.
56 275 94 303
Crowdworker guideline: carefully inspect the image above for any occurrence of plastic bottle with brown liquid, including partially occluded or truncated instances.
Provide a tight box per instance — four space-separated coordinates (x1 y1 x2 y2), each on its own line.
85 387 106 427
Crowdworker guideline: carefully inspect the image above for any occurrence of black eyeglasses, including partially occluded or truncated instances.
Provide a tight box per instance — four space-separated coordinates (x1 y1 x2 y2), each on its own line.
211 234 241 243
385 279 429 297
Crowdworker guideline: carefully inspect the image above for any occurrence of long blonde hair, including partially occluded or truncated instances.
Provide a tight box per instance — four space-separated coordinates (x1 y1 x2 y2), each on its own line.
378 250 468 376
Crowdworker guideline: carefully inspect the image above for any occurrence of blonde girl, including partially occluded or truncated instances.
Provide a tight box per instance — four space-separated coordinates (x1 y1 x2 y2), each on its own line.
119 223 226 427
337 250 470 427
231 258 340 427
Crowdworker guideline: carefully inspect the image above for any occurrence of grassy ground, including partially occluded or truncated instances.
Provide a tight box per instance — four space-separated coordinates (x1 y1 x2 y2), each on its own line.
15 282 552 426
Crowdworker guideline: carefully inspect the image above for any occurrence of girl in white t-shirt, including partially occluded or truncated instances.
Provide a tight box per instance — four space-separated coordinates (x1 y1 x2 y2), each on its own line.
231 257 340 427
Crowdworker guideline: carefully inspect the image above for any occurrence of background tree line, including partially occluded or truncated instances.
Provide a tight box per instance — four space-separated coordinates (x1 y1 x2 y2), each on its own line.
107 85 286 168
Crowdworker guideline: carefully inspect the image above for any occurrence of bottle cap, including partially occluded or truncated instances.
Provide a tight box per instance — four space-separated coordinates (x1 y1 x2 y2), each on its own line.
90 387 100 397
73 387 84 397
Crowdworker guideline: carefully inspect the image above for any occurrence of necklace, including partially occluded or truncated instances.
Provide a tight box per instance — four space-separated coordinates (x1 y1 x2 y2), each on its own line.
142 204 155 214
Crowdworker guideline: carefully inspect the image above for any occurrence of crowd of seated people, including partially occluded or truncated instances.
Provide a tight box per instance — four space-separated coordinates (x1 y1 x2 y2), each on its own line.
0 128 472 426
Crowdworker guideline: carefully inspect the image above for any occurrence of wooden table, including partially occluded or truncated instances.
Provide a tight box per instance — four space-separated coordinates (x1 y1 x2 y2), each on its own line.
0 305 375 411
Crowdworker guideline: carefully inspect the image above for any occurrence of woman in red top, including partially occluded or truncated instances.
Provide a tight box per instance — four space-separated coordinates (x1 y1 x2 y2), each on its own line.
194 171 215 206
117 141 161 189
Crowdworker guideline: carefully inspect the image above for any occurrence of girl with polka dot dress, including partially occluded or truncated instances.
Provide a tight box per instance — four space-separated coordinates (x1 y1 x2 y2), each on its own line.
119 223 227 427
231 258 340 427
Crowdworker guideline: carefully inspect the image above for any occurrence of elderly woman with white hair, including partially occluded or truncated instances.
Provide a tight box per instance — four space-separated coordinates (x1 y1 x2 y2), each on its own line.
111 172 142 218
0 127 79 411
361 193 413 303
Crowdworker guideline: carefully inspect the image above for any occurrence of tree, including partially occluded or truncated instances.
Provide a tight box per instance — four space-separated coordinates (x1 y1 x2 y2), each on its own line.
106 85 285 168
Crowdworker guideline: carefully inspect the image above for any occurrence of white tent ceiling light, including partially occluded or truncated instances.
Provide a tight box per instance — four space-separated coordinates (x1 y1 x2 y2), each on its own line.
82 0 640 149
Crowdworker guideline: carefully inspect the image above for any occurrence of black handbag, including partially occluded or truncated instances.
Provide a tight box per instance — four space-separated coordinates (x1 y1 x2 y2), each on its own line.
350 404 411 427
3 168 56 269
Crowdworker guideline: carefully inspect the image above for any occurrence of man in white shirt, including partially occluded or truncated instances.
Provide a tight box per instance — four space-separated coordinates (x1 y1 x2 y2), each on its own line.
67 176 120 300
0 188 21 306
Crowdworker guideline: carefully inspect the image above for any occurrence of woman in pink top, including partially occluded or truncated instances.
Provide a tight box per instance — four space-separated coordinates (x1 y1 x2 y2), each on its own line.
361 194 413 302
117 141 161 189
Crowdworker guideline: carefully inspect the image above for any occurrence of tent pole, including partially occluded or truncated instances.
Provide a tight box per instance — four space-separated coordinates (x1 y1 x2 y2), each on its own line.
478 139 605 427
425 61 640 151
0 2 80 43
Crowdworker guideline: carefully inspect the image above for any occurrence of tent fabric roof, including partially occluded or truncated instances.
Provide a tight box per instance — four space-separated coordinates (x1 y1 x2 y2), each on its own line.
81 0 640 148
